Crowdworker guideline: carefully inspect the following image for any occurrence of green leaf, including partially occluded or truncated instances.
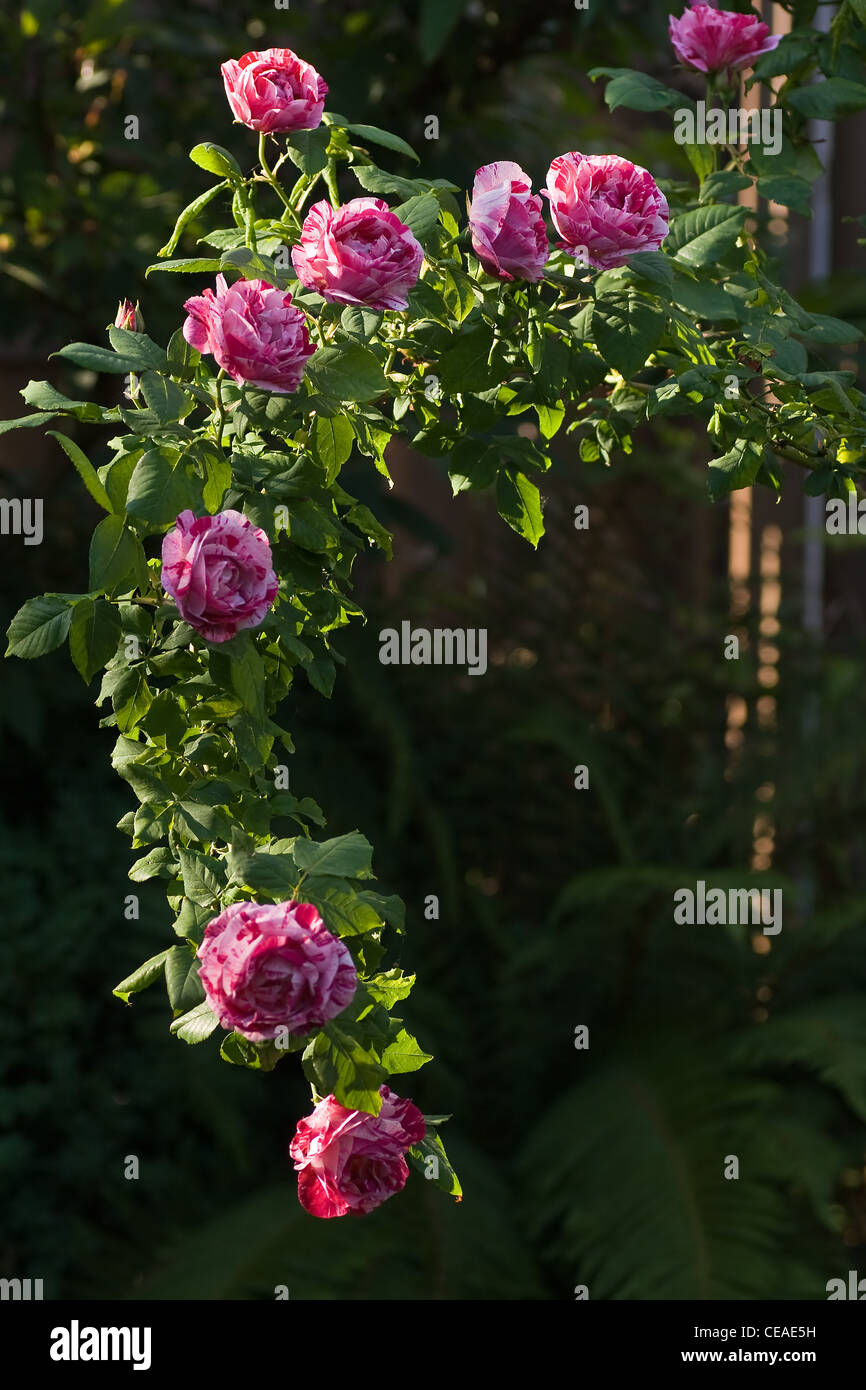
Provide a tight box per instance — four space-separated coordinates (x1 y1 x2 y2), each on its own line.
347 123 419 164
107 329 169 371
380 1027 432 1074
307 345 387 402
756 175 812 216
113 948 171 1003
671 275 739 321
6 596 72 659
220 1033 287 1070
177 848 225 908
788 78 866 119
285 127 330 176
699 170 752 206
69 598 122 683
351 165 424 201
535 401 565 441
0 411 56 435
169 1000 218 1043
306 1024 386 1114
442 266 477 323
189 142 242 179
47 431 113 512
159 181 229 257
799 314 862 345
340 305 382 339
588 67 682 113
165 943 206 1014
89 515 147 594
627 251 673 290
407 1129 463 1199
438 326 498 393
139 372 195 426
127 847 177 883
111 664 154 734
391 193 440 245
125 447 201 526
708 439 765 500
495 470 544 547
146 256 221 277
294 831 374 879
750 32 815 82
230 644 266 720
302 880 383 936
667 206 746 268
592 290 667 376
684 138 715 185
366 968 415 1009
310 413 354 482
21 380 100 420
54 342 145 375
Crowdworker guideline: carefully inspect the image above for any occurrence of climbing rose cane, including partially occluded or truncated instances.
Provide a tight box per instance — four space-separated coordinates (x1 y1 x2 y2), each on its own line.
182 275 316 394
292 198 424 311
290 1087 426 1218
669 4 781 79
221 48 328 133
160 509 278 644
468 161 549 283
197 901 357 1042
545 151 669 271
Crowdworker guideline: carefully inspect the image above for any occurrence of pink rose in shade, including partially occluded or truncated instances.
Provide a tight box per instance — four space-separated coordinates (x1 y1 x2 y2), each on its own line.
220 48 328 133
161 509 278 644
292 198 424 312
197 901 357 1042
468 161 549 283
289 1086 426 1219
669 5 781 79
182 275 316 395
545 152 669 272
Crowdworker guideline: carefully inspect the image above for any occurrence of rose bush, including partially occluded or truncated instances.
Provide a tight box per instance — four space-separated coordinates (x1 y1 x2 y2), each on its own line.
5 15 865 1219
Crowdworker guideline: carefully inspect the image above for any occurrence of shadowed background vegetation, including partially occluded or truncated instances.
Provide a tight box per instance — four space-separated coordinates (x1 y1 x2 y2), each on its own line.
2 0 866 1299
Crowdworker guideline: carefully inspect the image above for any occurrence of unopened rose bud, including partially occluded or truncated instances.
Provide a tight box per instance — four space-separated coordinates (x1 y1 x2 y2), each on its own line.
115 299 143 332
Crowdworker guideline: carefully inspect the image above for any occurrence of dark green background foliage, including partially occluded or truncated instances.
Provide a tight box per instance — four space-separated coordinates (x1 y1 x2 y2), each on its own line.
2 0 866 1299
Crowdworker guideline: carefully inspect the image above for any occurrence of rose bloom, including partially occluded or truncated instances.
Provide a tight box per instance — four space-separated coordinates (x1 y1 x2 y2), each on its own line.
221 48 328 133
183 275 316 395
290 1086 426 1218
468 161 548 283
292 198 424 311
669 4 781 79
545 152 669 271
161 508 278 643
198 901 357 1042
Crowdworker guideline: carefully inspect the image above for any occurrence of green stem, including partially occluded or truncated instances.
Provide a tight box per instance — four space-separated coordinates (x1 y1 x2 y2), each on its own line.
258 131 294 212
213 369 228 445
